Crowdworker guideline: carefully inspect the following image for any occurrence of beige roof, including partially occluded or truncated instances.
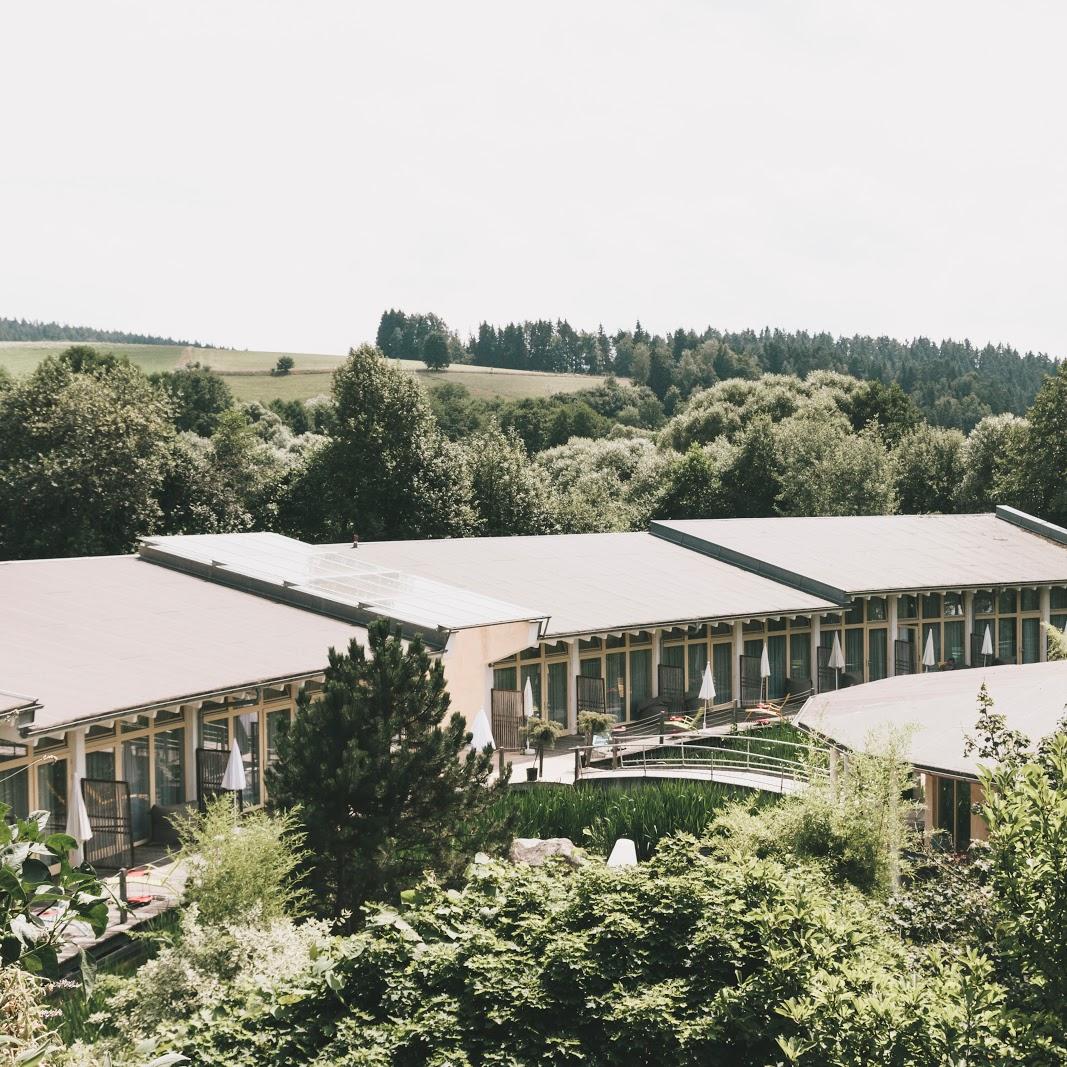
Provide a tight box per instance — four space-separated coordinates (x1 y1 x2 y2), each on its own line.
0 689 39 718
654 513 1067 597
347 532 838 638
1 555 369 734
797 661 1067 777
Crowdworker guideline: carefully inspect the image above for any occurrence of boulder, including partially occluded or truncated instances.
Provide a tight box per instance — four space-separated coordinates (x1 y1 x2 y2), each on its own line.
509 837 586 868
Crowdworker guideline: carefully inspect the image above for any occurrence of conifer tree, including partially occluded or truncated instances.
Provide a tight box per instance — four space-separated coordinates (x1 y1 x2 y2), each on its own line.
266 620 510 924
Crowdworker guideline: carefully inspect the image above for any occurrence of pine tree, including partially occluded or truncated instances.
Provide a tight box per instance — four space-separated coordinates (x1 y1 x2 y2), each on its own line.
266 620 511 924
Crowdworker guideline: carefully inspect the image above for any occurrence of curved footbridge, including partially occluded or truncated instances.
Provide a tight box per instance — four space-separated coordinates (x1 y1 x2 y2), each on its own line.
504 728 827 796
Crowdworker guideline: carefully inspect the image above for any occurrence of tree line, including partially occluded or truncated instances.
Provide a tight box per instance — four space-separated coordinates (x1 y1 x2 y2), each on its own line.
1 341 1065 562
0 315 203 346
377 308 1058 431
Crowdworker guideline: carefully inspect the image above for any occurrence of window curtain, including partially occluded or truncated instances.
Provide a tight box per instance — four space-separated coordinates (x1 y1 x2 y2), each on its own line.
123 737 151 842
36 759 67 835
86 749 116 779
154 729 185 806
845 629 864 676
0 767 28 821
998 618 1017 663
768 635 787 699
868 628 887 681
547 662 568 726
686 643 708 699
606 652 625 719
712 643 732 703
521 664 544 720
493 666 517 692
921 624 941 667
789 635 811 685
1022 618 1041 664
943 621 965 665
629 649 652 718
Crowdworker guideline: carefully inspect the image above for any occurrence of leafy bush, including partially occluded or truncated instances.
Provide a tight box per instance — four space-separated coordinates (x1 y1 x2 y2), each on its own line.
171 799 309 927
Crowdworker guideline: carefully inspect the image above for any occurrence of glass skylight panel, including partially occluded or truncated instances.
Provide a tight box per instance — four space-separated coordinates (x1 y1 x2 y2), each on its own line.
142 534 542 631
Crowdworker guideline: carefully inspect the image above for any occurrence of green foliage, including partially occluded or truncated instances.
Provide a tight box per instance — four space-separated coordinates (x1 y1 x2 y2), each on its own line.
0 349 175 559
711 730 915 894
1046 622 1067 661
892 424 967 514
487 780 772 859
458 425 561 535
272 355 295 376
278 345 475 540
171 799 309 927
420 331 451 371
265 620 511 923
577 709 615 744
0 802 108 974
1009 359 1067 525
151 362 235 435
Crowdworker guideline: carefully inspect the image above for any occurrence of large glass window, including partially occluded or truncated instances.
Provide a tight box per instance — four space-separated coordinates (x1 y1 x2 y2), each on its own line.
154 728 185 806
936 776 972 852
234 712 261 808
712 643 732 703
521 663 545 719
998 618 1017 663
0 740 29 820
789 634 811 685
123 737 151 842
1022 618 1041 664
36 758 67 835
606 652 625 719
546 661 568 726
493 666 517 692
629 649 652 717
943 621 965 666
845 628 864 677
868 629 887 681
767 635 787 699
266 709 291 768
686 643 708 700
86 749 115 780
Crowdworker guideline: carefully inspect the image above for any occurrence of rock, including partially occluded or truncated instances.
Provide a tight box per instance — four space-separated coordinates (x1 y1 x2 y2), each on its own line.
509 837 586 868
606 837 638 867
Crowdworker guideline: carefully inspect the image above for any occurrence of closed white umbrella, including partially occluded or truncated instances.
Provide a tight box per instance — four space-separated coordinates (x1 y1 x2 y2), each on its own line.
922 629 937 670
981 624 993 664
469 708 495 751
221 739 247 792
829 632 845 689
697 663 715 702
65 773 93 866
523 677 535 718
759 643 771 702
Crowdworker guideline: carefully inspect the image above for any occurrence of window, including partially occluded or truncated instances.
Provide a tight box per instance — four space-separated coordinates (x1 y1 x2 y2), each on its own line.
493 666 517 691
36 759 67 835
266 709 291 767
546 661 568 726
867 598 887 622
686 643 708 700
868 629 887 681
1021 588 1040 612
0 740 30 820
628 649 652 717
123 736 151 842
154 728 185 806
712 643 732 703
935 776 972 852
606 652 625 719
1022 618 1041 664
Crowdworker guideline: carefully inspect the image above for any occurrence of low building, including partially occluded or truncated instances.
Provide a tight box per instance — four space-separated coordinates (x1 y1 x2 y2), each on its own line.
796 660 1067 849
2 506 1067 858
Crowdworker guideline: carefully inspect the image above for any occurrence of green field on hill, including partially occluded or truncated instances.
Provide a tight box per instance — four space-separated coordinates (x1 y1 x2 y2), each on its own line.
0 342 615 403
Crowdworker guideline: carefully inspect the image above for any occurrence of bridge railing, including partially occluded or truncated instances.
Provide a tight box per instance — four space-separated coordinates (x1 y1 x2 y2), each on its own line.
573 734 830 790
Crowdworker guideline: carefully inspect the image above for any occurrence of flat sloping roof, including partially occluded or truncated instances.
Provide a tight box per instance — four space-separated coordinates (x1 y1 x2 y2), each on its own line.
141 532 545 632
0 555 371 734
346 532 839 638
797 661 1067 777
652 513 1067 597
0 689 39 718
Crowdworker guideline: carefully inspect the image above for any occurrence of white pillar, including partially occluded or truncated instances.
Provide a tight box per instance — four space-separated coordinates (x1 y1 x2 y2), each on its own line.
69 725 87 782
886 596 899 677
810 614 822 692
651 628 662 697
182 703 198 804
1040 586 1051 662
731 620 743 705
567 639 580 733
963 590 975 666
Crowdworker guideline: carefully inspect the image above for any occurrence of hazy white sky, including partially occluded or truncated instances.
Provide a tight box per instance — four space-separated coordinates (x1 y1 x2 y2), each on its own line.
2 1 1064 357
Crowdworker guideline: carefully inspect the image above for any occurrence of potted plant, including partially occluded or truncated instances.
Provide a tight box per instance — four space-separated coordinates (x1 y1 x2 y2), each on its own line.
577 710 616 766
523 716 566 781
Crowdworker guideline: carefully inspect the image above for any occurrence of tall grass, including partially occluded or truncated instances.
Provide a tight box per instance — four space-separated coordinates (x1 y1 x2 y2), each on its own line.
488 780 776 860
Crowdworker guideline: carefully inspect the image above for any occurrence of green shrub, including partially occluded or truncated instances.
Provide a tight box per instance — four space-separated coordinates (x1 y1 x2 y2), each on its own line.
171 798 309 926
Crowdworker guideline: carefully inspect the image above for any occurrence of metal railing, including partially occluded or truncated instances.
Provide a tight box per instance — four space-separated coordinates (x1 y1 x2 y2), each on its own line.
574 734 829 792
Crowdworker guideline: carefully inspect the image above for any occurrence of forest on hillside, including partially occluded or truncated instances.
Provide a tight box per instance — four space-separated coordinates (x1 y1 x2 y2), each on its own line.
2 340 1066 562
376 309 1057 432
0 315 202 346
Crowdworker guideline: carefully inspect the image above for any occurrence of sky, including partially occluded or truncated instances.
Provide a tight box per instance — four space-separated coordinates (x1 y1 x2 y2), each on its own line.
1 1 1065 357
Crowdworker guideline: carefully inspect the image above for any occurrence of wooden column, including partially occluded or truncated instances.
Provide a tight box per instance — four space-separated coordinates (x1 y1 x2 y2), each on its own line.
567 639 580 734
182 703 198 804
651 628 662 697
